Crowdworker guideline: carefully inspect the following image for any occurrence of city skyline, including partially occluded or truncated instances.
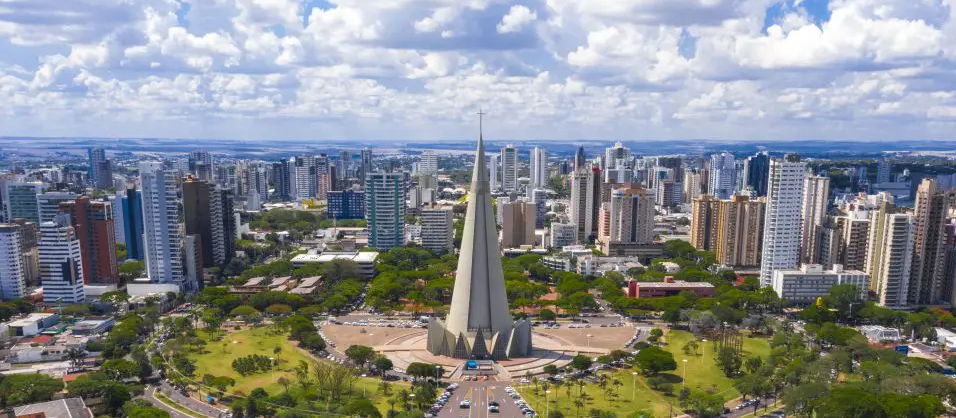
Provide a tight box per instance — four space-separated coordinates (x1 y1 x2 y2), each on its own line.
3 0 956 141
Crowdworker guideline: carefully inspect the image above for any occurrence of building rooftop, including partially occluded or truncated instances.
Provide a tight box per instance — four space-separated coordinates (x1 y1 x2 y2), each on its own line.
243 277 266 286
269 276 292 287
15 397 93 418
634 281 715 288
292 251 378 263
298 276 322 287
7 313 57 327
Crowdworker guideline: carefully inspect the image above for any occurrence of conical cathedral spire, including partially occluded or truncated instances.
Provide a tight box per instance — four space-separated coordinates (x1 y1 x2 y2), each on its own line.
426 110 532 359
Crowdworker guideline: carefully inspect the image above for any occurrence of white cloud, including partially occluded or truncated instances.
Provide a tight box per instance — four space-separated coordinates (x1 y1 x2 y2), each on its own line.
0 0 956 140
497 5 537 33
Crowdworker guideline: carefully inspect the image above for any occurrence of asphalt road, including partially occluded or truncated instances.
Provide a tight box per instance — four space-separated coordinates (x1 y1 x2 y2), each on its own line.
148 381 231 417
435 381 531 418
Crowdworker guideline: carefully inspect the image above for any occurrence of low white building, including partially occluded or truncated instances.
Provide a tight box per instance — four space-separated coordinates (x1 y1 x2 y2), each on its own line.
935 327 956 351
771 264 868 304
291 251 378 278
577 255 644 277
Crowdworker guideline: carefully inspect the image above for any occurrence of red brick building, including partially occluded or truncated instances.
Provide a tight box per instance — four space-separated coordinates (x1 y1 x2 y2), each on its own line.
626 277 715 298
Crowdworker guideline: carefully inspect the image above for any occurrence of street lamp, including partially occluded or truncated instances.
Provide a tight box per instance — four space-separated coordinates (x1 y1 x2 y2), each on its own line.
681 359 688 387
545 390 552 418
586 334 593 349
409 393 415 411
631 372 638 400
368 333 375 347
701 339 707 364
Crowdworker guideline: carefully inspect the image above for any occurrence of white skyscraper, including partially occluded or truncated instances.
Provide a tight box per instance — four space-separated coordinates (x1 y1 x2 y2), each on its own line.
139 162 187 288
420 204 454 254
709 152 737 199
365 172 407 251
0 224 26 300
292 155 317 200
866 204 914 307
530 147 548 192
759 155 807 287
39 215 85 304
246 163 268 211
37 191 77 225
419 152 439 176
501 145 518 193
801 176 831 264
605 142 629 169
488 154 499 191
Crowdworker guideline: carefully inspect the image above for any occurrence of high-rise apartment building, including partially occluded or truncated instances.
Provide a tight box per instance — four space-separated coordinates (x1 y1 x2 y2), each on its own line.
550 223 578 248
501 144 518 193
419 152 439 176
488 154 499 190
656 180 683 207
709 152 737 199
39 215 85 304
359 149 373 189
605 187 655 245
338 150 353 180
605 142 630 169
328 189 365 219
683 169 701 203
530 189 548 228
530 147 548 192
220 189 236 263
57 197 119 284
691 195 764 267
420 204 454 254
118 189 144 260
183 177 225 268
570 167 602 243
759 155 806 286
365 172 407 250
188 151 215 182
37 191 77 224
500 200 536 248
690 195 720 251
877 158 891 184
271 160 293 201
88 148 113 190
744 151 771 197
246 163 268 211
140 162 187 288
4 182 42 223
0 224 26 300
820 210 871 272
908 179 952 305
800 176 831 265
292 155 317 200
9 219 39 286
316 154 332 200
574 146 586 173
866 202 914 307
715 196 765 267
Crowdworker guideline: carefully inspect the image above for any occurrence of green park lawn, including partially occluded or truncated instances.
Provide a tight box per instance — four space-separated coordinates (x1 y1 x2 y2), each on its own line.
519 329 772 418
186 327 403 414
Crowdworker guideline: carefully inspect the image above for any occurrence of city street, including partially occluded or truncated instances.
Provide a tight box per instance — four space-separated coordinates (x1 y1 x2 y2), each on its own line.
435 381 528 418
146 381 230 417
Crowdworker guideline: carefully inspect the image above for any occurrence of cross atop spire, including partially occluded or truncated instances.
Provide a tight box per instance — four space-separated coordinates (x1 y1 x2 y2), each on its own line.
477 109 485 139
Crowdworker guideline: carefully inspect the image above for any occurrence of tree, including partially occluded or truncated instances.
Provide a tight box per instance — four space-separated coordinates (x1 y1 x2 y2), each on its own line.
571 354 594 372
879 393 944 418
0 374 64 407
373 355 394 376
119 260 146 281
344 398 382 418
633 346 677 375
229 305 259 317
264 303 293 316
683 390 724 418
345 345 376 369
716 347 743 377
816 386 885 418
539 309 557 321
66 347 87 372
544 364 559 376
100 359 140 380
682 340 699 356
124 400 171 418
406 362 440 379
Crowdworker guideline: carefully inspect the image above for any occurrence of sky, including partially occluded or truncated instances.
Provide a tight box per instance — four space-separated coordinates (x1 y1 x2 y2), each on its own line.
1 0 956 142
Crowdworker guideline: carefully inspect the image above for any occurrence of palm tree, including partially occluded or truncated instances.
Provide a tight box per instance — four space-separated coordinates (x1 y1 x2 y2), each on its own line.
573 399 584 417
273 345 282 367
66 348 86 373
